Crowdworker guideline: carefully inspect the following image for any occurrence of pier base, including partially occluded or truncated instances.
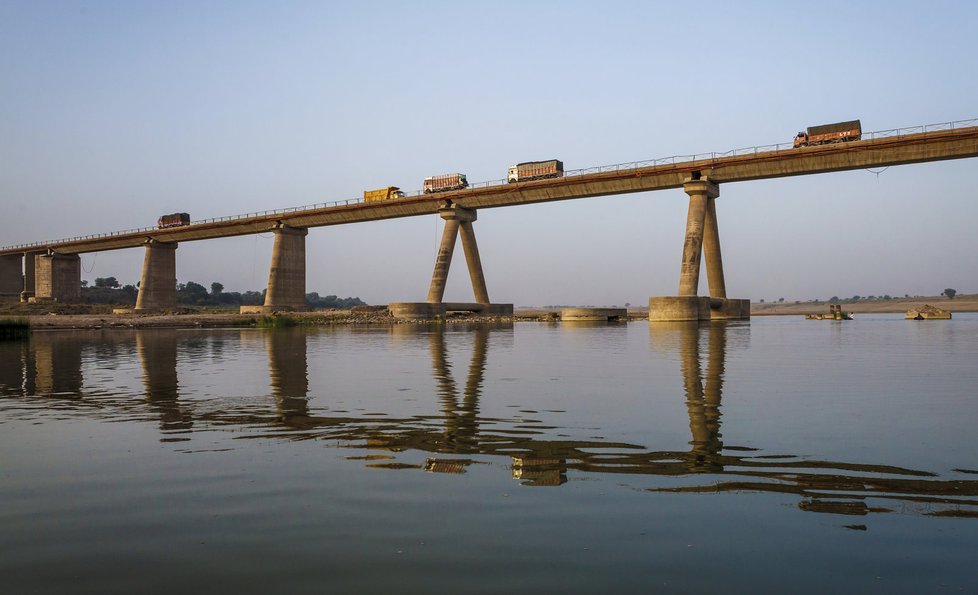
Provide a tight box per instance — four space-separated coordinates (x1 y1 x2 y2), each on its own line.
560 308 627 321
389 302 513 320
239 305 310 314
648 296 749 322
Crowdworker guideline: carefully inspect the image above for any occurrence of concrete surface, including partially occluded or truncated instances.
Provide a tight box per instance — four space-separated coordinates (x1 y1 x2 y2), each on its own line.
135 241 177 311
560 307 627 321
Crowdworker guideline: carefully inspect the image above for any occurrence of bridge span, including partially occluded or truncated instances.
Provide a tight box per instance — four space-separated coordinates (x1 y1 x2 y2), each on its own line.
1 120 977 320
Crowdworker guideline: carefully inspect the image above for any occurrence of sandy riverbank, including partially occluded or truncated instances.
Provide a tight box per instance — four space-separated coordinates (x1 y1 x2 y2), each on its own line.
749 294 976 316
2 294 973 330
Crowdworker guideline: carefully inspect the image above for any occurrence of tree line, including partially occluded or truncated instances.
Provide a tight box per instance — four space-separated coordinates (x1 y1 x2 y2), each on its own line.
81 277 366 309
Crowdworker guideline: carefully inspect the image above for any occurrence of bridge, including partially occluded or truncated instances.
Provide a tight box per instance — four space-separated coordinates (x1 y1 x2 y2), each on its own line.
1 118 976 320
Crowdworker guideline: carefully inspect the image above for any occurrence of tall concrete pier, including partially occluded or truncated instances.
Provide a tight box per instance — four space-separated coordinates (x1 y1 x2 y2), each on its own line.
241 225 308 313
265 225 308 310
34 252 80 302
391 204 512 320
0 254 22 300
135 241 178 311
649 177 749 321
426 206 492 304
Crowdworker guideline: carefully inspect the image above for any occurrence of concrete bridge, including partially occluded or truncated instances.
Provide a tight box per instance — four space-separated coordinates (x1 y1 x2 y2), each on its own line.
2 119 976 320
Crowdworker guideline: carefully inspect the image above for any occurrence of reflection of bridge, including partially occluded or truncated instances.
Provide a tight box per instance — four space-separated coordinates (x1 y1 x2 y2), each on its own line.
1 325 977 517
1 121 977 319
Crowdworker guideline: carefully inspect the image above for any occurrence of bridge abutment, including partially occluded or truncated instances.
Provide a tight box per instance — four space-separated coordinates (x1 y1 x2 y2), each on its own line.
649 178 749 322
135 241 178 311
0 254 23 301
392 205 512 320
32 252 80 303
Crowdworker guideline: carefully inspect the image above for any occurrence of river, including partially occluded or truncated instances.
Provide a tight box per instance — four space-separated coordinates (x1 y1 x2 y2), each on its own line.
1 315 976 593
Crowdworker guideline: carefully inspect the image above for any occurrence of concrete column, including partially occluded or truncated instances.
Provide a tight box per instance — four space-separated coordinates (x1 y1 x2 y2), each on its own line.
264 225 308 310
459 220 490 304
135 241 178 311
22 253 36 302
702 197 727 299
35 253 80 302
0 254 23 300
678 180 718 296
427 216 461 303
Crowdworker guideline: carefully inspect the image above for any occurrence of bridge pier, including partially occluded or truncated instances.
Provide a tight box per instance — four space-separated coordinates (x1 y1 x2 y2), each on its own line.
0 254 22 301
242 225 308 313
649 178 749 321
391 205 512 320
135 241 178 311
32 252 80 303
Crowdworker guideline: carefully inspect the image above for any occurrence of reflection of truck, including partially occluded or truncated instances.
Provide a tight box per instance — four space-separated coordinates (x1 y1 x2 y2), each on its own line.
794 120 861 148
158 212 190 229
423 173 468 193
508 159 563 183
363 186 405 203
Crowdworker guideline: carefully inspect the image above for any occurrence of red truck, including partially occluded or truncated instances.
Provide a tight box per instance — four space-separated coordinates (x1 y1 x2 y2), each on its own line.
158 213 191 229
794 120 861 148
423 173 468 193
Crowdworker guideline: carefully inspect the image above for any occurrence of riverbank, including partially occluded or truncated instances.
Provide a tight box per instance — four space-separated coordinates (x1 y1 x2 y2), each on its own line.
3 294 973 329
750 294 976 316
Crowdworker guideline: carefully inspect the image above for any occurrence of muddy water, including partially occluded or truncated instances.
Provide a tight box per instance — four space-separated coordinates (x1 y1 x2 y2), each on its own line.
1 316 976 593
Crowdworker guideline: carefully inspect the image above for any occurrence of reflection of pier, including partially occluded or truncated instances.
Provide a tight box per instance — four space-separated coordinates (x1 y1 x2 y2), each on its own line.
428 325 486 455
266 328 309 422
137 330 193 432
3 325 976 518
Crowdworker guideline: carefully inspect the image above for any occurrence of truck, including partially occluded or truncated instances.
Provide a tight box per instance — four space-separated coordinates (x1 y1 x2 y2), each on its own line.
794 120 861 148
507 159 563 183
423 173 468 193
157 212 190 229
363 186 405 203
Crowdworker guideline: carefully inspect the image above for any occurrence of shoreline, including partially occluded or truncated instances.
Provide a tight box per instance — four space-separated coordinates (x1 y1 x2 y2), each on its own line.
2 295 974 330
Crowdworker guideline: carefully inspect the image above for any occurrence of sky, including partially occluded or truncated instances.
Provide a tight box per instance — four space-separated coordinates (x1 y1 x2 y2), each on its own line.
1 0 976 306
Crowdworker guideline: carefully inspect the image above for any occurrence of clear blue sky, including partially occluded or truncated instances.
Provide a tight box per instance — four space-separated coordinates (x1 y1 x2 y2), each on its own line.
2 1 976 305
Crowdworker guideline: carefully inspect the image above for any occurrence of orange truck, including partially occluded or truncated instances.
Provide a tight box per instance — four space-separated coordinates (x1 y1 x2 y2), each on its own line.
794 120 861 148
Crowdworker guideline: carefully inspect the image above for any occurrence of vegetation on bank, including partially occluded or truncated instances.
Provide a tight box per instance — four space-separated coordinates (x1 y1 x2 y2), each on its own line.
0 317 30 340
81 277 365 309
756 288 963 306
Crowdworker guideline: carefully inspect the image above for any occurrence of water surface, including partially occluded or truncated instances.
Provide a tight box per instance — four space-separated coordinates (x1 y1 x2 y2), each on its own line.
1 316 977 593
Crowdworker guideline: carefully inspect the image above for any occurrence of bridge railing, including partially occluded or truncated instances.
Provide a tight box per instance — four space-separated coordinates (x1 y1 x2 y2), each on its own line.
4 117 976 253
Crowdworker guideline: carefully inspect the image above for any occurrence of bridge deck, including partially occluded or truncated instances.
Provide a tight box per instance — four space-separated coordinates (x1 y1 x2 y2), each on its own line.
3 125 977 256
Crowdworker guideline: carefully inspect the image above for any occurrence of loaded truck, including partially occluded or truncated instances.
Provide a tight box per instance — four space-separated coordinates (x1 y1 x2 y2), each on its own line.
363 186 405 202
423 173 468 193
794 120 862 148
158 212 190 229
507 159 564 183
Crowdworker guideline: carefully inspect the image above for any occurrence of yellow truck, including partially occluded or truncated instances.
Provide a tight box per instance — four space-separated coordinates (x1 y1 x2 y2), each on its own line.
363 186 405 203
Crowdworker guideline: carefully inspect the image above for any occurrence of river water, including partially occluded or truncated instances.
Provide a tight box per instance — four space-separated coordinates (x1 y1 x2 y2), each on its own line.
1 315 976 593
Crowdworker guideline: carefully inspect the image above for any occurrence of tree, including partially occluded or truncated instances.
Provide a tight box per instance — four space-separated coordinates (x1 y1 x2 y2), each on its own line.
829 296 840 303
211 282 224 295
95 276 120 288
778 297 784 303
943 288 957 299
